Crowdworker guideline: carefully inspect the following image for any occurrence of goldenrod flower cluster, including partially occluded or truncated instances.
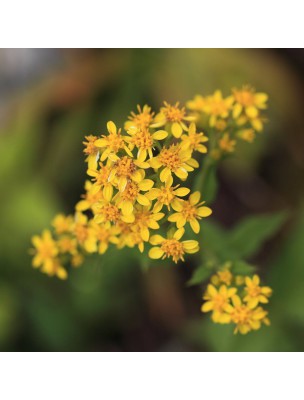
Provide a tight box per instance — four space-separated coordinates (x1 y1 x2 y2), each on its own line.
31 101 214 279
201 268 272 334
187 85 268 159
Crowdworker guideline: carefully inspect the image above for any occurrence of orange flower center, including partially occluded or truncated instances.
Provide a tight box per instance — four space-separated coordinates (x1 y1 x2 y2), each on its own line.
131 129 153 150
159 145 182 171
101 204 121 223
181 201 198 220
161 102 185 122
83 135 98 155
115 157 137 177
233 88 255 107
161 239 184 263
121 181 139 202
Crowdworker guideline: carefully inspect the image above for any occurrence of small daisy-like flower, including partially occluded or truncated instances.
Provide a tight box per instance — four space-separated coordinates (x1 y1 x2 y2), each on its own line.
203 90 234 127
41 258 68 280
57 236 78 255
52 214 73 235
72 213 97 253
152 101 196 138
201 284 236 324
114 179 154 216
168 191 212 233
131 205 165 242
87 160 113 197
108 156 148 192
229 295 269 334
91 221 119 254
186 95 206 112
211 268 233 286
180 122 208 153
149 228 199 263
94 121 133 161
125 104 155 130
75 180 103 214
219 133 236 153
232 85 268 119
83 135 100 169
237 128 256 143
150 144 198 182
146 175 190 213
31 230 59 271
124 126 168 160
243 275 272 309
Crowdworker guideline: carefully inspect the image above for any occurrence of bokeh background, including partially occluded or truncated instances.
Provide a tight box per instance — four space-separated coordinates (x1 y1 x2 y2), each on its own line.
0 49 303 352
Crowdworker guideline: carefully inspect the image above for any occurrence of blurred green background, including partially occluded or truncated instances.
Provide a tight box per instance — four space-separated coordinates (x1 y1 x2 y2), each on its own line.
0 49 303 351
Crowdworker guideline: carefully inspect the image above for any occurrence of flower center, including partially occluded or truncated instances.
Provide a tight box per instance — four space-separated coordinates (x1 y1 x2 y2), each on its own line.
233 87 255 107
94 165 111 185
162 102 185 122
39 243 55 259
213 294 228 311
74 224 88 243
131 129 154 150
115 157 137 177
129 107 154 128
121 181 139 202
158 186 175 205
107 131 125 152
102 204 121 223
161 239 184 263
231 305 251 324
181 201 197 220
159 145 182 171
96 227 110 242
83 135 98 155
246 286 261 298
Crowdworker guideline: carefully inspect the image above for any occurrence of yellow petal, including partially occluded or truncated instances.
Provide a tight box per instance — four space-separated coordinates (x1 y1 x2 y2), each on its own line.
137 194 150 206
107 121 117 134
201 301 213 312
149 157 162 169
171 122 183 138
150 235 164 245
121 201 134 216
103 185 113 202
138 179 154 191
190 218 200 233
173 187 190 197
245 106 258 118
182 240 198 250
189 191 201 205
175 168 188 181
149 247 164 259
152 130 168 140
160 167 171 182
197 206 212 217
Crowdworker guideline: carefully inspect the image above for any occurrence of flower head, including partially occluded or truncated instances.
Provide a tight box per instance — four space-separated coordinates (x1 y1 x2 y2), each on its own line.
201 284 236 323
243 275 272 308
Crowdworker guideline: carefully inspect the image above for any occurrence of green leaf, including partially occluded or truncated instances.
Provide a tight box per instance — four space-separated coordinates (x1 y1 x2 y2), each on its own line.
232 260 255 275
227 211 289 258
187 265 213 286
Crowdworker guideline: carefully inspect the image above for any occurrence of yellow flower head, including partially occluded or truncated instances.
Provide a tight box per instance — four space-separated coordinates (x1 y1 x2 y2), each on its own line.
168 191 212 233
219 133 236 153
211 268 233 286
149 228 199 264
76 180 103 214
131 205 165 242
229 295 269 334
150 144 198 182
203 90 234 127
125 104 155 130
152 101 196 138
125 126 168 160
243 274 272 308
52 214 73 235
232 85 268 120
72 213 97 253
147 175 190 213
201 284 236 324
237 128 256 143
31 229 58 270
180 122 208 153
83 135 100 169
94 121 132 161
186 95 206 112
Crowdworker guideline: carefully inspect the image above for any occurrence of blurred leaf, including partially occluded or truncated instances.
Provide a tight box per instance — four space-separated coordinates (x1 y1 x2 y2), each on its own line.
187 265 213 287
232 260 256 275
227 211 289 258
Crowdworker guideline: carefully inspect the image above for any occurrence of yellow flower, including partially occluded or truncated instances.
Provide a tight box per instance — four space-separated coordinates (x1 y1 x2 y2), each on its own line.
237 128 256 143
91 222 120 254
211 268 233 286
108 156 148 192
124 126 168 160
203 90 234 127
94 121 132 161
219 133 236 153
150 144 198 182
180 122 208 153
243 275 272 308
57 236 78 255
76 180 103 214
186 95 206 112
52 214 73 235
31 229 58 271
114 179 154 216
149 228 199 263
152 101 196 138
131 205 165 242
71 253 84 268
232 85 268 119
201 284 236 323
229 295 269 334
94 199 125 224
168 191 212 233
83 135 100 169
125 104 155 130
72 213 97 253
41 258 68 280
146 175 190 213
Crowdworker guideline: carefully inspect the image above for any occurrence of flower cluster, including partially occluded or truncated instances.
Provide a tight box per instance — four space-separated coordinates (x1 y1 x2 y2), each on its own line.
201 268 272 334
31 101 214 278
187 85 268 159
